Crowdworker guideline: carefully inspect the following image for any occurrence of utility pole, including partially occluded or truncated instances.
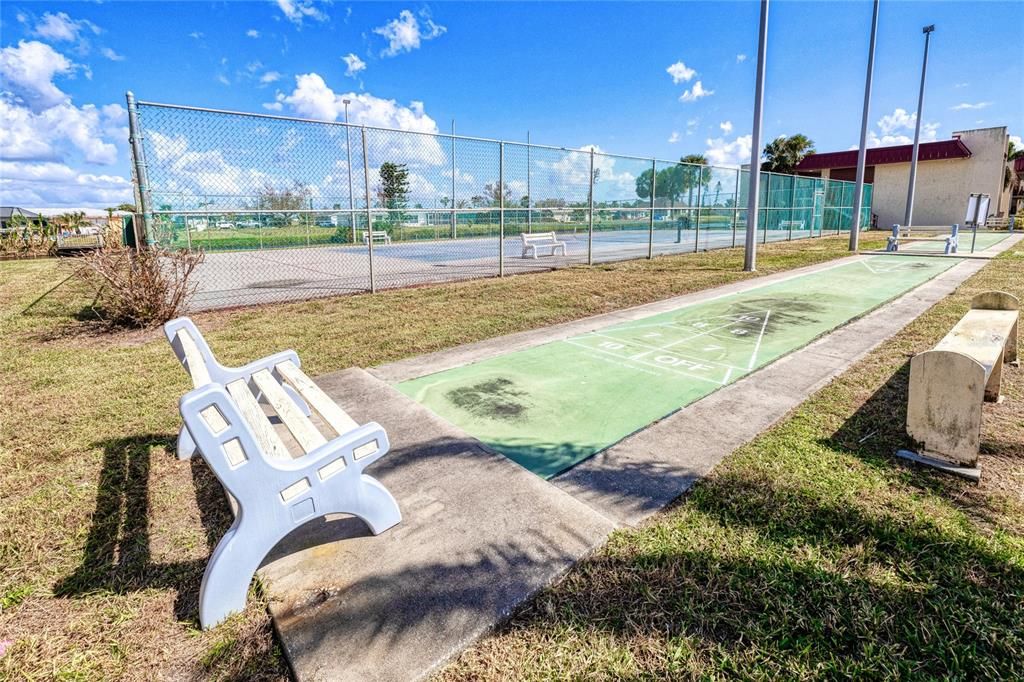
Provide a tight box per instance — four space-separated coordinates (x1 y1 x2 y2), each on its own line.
850 0 879 251
904 24 935 228
744 0 769 272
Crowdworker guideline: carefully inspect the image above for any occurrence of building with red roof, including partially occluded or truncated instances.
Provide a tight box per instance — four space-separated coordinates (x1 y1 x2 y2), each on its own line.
794 126 1013 229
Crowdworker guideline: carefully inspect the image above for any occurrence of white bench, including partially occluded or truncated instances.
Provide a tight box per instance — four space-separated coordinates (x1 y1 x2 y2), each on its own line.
780 220 805 231
362 229 392 245
902 292 1019 478
521 231 566 259
886 223 959 254
164 317 311 460
165 317 402 628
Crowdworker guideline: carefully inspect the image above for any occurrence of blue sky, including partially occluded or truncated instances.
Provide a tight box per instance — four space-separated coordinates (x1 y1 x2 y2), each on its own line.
1 0 1022 208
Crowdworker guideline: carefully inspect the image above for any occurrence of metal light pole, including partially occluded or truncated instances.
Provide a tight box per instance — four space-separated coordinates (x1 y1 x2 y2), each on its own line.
744 0 769 272
904 24 935 228
850 0 879 251
527 130 532 233
343 99 355 241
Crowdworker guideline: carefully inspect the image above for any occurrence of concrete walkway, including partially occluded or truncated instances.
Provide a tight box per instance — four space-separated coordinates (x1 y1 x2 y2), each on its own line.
261 233 1020 680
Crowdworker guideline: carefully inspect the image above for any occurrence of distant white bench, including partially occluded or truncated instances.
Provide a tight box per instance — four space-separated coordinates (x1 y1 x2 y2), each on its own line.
780 220 805 231
887 223 959 254
521 231 566 259
362 229 392 245
901 292 1019 479
165 317 402 628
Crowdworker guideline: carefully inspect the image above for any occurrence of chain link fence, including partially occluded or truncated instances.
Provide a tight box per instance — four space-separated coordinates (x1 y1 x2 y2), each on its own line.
128 95 872 310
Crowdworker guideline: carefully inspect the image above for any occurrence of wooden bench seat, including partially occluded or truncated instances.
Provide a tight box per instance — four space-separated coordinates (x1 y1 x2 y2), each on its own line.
164 317 401 628
905 292 1018 473
521 231 567 258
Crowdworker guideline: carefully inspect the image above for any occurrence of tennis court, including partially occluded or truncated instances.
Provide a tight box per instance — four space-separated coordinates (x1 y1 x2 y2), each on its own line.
398 255 959 478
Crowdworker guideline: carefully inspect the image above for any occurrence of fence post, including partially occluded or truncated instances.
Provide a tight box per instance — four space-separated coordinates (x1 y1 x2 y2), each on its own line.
694 171 702 252
306 198 312 247
527 131 533 234
762 172 771 245
733 167 740 248
499 141 505 277
648 159 656 259
451 120 457 240
185 216 193 250
126 91 153 247
362 127 376 294
788 176 797 240
587 148 595 265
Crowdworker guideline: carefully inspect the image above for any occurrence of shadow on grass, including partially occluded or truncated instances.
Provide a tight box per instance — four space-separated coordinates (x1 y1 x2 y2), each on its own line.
479 471 1024 678
51 433 227 623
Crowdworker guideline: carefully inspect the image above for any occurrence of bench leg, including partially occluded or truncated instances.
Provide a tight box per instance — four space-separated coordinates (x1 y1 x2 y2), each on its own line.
984 360 1003 402
341 475 402 535
177 425 196 461
1006 319 1018 364
199 518 278 629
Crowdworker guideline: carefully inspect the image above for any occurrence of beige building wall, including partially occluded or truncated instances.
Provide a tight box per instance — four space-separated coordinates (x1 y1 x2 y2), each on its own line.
870 126 1009 229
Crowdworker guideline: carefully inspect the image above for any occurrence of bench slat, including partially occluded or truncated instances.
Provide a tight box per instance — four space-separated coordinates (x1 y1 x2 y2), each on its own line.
275 361 359 436
251 369 327 454
226 379 291 460
177 329 212 387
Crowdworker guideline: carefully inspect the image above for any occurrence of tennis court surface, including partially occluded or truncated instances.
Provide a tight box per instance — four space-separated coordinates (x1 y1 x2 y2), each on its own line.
398 255 959 478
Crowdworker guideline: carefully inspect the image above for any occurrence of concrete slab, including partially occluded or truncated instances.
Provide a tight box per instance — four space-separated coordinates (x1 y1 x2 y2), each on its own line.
259 368 616 681
895 449 981 482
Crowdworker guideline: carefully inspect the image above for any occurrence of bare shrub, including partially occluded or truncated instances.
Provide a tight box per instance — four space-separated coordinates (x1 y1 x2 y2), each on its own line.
74 244 204 327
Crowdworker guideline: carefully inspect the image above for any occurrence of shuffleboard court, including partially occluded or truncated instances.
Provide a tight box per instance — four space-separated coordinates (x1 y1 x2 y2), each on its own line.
397 255 959 478
903 230 1009 253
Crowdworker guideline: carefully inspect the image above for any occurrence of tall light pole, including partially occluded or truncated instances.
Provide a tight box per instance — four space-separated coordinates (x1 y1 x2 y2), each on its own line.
744 0 769 272
850 0 879 251
343 98 355 241
904 24 934 228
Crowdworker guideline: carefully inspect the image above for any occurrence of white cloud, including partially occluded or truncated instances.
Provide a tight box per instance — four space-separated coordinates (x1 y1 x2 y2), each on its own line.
246 29 261 38
274 73 445 165
275 0 328 26
666 61 696 84
260 71 283 84
868 107 940 147
954 82 969 88
736 54 747 63
189 31 204 39
263 101 284 111
719 120 733 134
0 40 75 110
373 9 446 57
1009 135 1021 148
680 80 714 103
33 12 100 44
668 131 680 144
217 74 231 86
951 101 992 111
343 53 366 77
704 134 752 167
100 47 124 61
0 160 132 207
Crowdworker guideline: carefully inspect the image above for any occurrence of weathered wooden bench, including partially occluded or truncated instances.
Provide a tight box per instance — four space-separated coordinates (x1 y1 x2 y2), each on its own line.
362 229 392 245
521 231 567 259
886 223 959 254
165 317 402 628
901 291 1019 479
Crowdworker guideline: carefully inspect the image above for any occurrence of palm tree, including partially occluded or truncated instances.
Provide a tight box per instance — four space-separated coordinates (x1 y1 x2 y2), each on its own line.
761 134 816 174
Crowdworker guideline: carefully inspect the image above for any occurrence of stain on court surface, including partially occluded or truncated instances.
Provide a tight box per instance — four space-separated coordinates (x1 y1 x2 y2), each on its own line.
446 378 530 422
720 297 826 336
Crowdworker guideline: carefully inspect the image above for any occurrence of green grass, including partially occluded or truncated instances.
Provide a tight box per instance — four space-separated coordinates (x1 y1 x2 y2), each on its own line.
4 231 970 680
438 249 1024 680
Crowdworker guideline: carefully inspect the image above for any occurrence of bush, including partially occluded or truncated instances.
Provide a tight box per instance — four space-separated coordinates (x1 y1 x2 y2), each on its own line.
74 244 204 328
